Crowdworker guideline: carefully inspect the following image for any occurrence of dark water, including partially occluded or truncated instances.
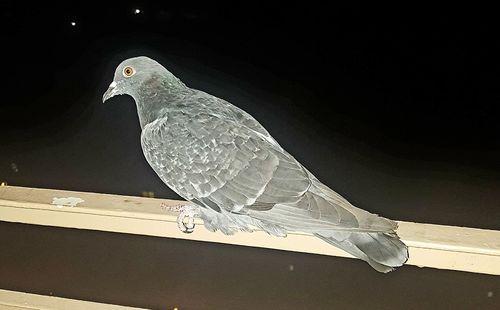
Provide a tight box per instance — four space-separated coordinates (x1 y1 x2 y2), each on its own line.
0 3 499 309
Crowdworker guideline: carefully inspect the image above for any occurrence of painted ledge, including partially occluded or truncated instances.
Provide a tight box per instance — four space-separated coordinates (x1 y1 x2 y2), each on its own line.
0 185 499 276
0 289 146 309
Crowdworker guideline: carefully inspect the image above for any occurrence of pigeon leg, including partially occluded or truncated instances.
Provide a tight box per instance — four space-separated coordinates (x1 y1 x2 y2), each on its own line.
160 202 200 233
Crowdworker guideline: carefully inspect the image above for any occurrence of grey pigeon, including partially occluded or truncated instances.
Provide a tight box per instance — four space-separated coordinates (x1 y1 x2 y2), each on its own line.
103 56 408 272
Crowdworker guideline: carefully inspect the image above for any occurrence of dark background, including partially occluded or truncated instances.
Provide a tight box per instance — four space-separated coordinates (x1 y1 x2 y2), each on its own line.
0 2 499 309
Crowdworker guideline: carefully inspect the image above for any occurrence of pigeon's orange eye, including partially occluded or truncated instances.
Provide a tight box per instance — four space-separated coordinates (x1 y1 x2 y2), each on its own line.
123 66 135 77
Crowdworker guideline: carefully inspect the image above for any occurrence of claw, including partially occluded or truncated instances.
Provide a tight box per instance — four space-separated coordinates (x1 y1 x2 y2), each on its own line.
160 203 200 234
178 208 197 233
161 203 200 234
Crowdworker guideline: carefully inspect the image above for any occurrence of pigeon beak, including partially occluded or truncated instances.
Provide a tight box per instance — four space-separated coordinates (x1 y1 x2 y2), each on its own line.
102 81 118 103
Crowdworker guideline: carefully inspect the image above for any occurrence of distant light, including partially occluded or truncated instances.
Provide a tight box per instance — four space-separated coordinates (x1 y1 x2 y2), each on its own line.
141 191 155 198
10 163 18 173
134 9 141 14
71 21 76 26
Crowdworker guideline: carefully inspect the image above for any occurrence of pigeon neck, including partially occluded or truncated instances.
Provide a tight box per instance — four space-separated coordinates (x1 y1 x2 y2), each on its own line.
135 101 164 129
134 74 186 129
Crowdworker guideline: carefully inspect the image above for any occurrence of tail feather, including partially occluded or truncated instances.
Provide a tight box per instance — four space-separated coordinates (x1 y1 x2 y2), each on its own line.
315 231 409 273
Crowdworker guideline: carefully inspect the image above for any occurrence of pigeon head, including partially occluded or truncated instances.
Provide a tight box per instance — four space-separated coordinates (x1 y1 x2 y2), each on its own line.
102 56 185 103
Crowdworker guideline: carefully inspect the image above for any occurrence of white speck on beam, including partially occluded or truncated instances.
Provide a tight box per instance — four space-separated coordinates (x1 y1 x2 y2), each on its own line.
52 197 84 208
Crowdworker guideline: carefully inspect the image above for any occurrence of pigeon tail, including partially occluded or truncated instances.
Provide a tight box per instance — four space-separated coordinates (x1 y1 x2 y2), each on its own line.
315 231 409 273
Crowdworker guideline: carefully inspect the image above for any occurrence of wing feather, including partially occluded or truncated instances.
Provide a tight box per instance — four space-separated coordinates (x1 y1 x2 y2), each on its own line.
141 93 393 232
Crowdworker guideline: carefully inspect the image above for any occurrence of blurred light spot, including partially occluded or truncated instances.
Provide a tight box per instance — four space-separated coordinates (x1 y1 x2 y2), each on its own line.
184 12 198 20
142 191 155 198
134 9 141 14
288 264 294 271
0 182 7 186
11 163 18 173
487 291 493 297
71 21 76 26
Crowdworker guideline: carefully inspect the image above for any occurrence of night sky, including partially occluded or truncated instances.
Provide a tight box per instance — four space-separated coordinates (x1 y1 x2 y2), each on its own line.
1 3 499 309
